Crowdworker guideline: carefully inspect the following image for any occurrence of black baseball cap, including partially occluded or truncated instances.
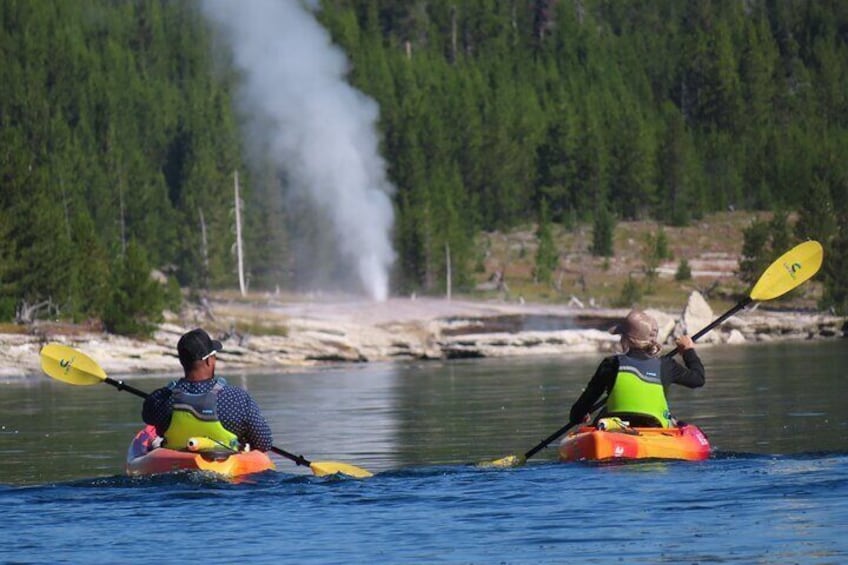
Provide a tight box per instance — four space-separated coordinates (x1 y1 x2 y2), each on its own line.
177 328 222 367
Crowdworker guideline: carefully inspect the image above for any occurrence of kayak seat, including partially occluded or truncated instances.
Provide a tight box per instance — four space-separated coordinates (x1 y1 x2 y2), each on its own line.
603 412 664 428
198 450 237 462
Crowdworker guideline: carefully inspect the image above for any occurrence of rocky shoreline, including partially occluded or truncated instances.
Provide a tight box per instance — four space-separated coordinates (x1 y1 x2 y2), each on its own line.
2 292 844 379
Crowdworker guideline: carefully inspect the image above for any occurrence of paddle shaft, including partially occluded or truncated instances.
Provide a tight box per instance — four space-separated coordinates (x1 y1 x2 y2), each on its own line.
103 376 149 399
663 296 752 358
523 421 579 460
666 240 821 352
270 446 312 468
687 297 751 344
523 398 606 460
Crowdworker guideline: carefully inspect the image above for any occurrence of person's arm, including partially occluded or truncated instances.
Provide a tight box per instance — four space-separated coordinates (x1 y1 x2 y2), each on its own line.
569 356 617 424
218 387 274 451
241 396 274 452
141 387 173 436
218 385 274 451
662 336 705 388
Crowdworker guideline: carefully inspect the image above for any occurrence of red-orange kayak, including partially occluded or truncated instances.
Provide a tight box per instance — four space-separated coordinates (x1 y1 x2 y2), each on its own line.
125 425 275 478
558 422 711 462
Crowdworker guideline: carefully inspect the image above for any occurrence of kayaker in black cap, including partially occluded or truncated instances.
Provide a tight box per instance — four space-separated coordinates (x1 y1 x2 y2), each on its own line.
142 328 274 452
569 309 705 428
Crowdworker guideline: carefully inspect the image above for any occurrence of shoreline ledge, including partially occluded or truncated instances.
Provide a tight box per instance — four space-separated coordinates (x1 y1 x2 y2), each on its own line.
2 293 844 379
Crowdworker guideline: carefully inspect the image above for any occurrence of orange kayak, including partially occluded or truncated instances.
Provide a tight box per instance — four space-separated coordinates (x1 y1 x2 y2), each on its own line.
558 422 711 462
125 425 275 478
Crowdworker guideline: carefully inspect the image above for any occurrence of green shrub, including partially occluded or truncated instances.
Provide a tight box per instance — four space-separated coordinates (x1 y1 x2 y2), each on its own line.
675 258 692 281
614 276 642 307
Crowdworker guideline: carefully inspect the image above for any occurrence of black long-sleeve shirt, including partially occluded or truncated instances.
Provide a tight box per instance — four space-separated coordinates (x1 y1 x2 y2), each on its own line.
569 349 705 424
142 377 274 451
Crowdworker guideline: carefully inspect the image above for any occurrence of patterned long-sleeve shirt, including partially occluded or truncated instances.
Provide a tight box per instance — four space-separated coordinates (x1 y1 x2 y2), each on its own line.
142 377 273 451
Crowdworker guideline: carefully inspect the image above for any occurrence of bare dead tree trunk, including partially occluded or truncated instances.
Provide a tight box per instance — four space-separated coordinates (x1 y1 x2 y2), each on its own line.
234 170 246 297
445 242 452 301
450 5 457 63
119 172 127 257
199 208 209 290
60 178 71 240
16 299 51 324
108 125 127 257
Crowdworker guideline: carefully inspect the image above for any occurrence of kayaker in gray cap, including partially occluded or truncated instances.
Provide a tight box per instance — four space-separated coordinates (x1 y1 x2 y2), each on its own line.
569 309 705 428
142 328 274 452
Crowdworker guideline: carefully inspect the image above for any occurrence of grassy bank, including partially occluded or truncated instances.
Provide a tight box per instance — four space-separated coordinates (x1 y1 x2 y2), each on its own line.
469 210 821 313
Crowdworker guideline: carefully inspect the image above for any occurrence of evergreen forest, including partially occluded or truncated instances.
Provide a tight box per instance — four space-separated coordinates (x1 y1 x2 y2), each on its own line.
1 0 847 336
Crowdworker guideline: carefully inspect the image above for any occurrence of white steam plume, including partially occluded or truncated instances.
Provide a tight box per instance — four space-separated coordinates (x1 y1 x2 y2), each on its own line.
201 0 395 301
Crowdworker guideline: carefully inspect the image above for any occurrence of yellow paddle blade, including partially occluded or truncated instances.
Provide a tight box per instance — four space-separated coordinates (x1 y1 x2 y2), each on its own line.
40 343 107 386
750 240 824 301
309 461 373 479
477 454 525 469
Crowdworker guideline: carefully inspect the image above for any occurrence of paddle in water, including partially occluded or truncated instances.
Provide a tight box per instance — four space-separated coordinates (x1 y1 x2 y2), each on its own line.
39 343 373 478
481 240 824 468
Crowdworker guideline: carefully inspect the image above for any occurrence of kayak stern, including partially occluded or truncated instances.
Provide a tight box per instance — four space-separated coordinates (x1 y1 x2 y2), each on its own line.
126 425 275 478
558 423 711 462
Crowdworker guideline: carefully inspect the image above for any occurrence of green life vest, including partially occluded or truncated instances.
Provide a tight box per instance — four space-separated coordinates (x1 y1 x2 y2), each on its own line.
163 379 240 451
606 355 672 428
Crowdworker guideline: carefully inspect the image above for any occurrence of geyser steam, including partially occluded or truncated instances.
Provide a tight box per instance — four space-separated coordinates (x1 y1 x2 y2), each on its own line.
201 0 395 301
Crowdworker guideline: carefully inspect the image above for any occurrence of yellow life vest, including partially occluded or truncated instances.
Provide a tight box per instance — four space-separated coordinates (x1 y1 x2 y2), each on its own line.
163 380 240 451
606 355 672 428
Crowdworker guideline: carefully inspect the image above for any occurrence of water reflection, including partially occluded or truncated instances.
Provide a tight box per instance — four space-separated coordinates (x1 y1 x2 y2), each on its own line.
250 364 402 472
0 340 845 485
690 341 848 454
389 356 600 466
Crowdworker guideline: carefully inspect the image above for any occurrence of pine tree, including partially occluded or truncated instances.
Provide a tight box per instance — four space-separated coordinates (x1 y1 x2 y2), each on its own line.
656 102 698 225
739 218 772 285
820 221 848 314
795 177 837 245
591 205 615 258
0 209 20 319
102 241 164 337
675 258 692 282
608 109 656 220
533 199 558 284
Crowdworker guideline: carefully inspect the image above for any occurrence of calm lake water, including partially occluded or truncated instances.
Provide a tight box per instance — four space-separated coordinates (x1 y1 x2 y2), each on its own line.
1 340 847 563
